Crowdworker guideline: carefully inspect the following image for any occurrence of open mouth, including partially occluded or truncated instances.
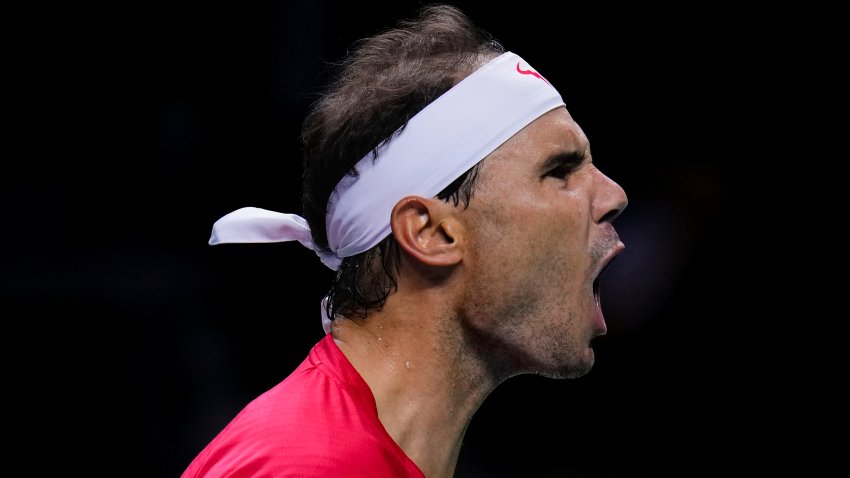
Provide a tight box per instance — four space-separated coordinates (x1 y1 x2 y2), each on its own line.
593 258 616 307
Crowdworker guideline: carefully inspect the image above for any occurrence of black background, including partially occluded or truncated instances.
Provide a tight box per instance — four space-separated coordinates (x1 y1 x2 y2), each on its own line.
7 1 818 477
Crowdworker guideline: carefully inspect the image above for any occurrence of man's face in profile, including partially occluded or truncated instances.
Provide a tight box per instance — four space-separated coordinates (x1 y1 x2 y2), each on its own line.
456 106 627 379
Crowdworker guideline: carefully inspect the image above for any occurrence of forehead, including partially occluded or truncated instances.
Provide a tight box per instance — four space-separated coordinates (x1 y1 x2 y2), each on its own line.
483 107 589 170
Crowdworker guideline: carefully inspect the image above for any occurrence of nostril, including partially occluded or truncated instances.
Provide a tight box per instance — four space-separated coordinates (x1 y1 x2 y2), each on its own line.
599 208 622 224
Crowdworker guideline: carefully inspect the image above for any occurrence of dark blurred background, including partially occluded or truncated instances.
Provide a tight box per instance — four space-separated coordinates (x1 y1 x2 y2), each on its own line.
7 1 805 476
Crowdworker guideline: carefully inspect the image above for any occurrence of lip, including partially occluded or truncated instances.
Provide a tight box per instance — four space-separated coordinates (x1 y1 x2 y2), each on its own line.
594 241 625 281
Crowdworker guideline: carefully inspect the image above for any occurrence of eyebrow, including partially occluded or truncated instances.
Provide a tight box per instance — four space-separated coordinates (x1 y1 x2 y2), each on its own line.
538 150 587 174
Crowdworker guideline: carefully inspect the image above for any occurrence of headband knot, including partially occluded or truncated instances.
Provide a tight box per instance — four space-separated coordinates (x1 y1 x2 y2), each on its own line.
207 51 565 333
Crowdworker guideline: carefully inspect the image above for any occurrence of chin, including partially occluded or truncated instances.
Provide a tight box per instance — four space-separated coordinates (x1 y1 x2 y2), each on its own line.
540 348 596 380
569 350 596 378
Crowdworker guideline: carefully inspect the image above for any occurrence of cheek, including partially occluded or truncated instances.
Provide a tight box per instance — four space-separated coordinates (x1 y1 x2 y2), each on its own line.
474 201 584 297
475 186 587 265
513 199 593 309
468 173 592 275
525 198 587 264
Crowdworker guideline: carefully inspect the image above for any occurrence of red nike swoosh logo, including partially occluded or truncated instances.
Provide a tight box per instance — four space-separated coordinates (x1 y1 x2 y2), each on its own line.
516 62 549 84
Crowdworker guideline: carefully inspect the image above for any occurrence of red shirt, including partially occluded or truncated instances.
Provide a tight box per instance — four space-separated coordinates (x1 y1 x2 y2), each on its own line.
182 334 425 478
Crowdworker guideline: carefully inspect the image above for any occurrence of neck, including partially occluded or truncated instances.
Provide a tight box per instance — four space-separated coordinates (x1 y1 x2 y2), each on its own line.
332 291 498 478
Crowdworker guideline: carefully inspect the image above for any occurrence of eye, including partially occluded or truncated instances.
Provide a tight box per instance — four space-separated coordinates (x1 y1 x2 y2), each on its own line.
541 152 584 181
546 162 576 179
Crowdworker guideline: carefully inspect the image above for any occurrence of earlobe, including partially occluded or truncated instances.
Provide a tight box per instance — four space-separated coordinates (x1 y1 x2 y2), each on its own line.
391 196 463 267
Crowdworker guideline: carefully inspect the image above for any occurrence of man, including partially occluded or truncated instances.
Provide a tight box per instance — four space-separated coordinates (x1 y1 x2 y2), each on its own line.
183 4 627 478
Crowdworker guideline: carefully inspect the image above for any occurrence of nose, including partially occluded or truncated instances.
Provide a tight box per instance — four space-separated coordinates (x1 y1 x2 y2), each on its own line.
592 169 628 224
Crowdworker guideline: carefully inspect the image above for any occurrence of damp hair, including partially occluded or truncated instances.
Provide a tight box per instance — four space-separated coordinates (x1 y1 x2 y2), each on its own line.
300 4 504 320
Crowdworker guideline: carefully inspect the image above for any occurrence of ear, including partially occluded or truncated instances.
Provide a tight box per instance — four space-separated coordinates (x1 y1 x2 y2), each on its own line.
390 196 463 267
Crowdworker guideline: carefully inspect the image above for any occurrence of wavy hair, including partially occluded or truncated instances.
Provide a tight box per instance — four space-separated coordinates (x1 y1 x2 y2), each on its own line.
301 4 504 320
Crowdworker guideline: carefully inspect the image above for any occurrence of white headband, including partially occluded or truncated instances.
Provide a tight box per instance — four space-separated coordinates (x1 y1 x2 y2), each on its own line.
209 52 565 274
210 51 564 333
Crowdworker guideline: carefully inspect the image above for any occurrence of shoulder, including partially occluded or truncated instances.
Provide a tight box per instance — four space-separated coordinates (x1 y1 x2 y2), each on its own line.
181 347 423 477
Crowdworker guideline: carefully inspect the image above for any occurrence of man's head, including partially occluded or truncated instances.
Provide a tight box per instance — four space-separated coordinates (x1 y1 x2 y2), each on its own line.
300 5 626 378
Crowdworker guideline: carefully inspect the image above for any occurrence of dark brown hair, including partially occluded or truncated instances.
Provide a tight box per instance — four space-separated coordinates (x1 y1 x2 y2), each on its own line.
301 4 504 320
